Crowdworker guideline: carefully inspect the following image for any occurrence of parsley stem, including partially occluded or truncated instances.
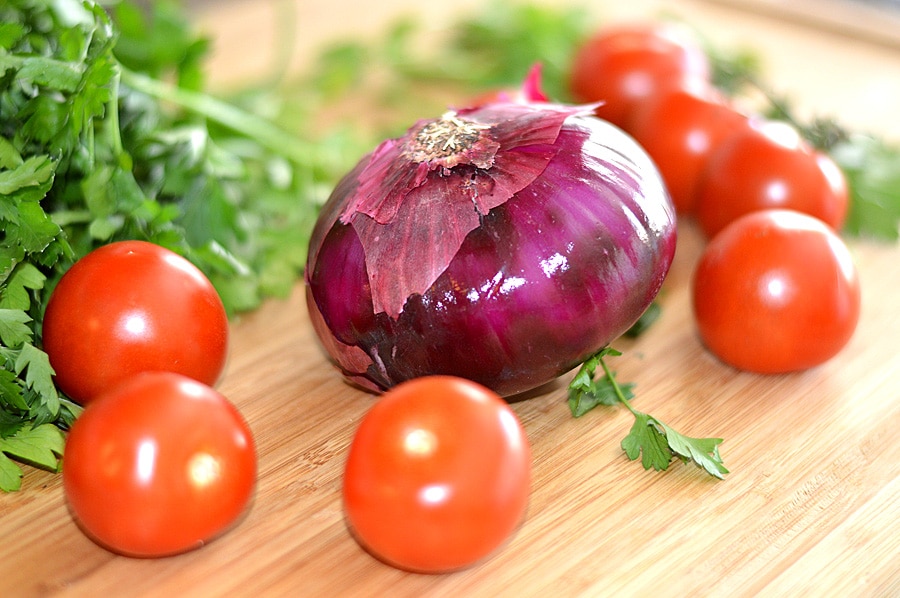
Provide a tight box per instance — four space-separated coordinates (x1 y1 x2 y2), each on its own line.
598 355 640 417
106 66 128 166
118 67 320 166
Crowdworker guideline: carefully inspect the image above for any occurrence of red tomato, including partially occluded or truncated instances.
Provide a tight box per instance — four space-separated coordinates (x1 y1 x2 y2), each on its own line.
42 240 229 405
568 22 710 130
630 88 747 214
63 372 257 557
692 210 860 373
343 376 531 573
695 119 849 238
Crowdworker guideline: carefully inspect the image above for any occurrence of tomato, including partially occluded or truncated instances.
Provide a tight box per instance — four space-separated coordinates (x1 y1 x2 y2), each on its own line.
568 22 710 130
42 240 229 405
630 88 747 214
62 372 257 557
342 376 531 573
692 210 860 374
694 119 849 238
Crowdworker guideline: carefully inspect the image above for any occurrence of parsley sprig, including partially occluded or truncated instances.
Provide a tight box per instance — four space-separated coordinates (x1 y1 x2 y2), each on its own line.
568 348 729 480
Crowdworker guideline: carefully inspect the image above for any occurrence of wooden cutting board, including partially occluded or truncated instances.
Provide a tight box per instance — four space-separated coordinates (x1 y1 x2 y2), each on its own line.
2 1 898 596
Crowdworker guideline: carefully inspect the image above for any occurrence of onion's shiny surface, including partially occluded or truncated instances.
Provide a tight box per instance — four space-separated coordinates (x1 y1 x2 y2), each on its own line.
305 102 676 397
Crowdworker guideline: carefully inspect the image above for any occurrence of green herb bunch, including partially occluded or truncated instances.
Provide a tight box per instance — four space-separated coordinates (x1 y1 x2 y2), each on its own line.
0 0 350 491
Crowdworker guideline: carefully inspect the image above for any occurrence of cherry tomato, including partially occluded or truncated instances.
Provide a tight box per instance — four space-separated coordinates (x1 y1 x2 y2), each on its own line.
692 210 860 374
42 240 229 405
630 88 747 214
695 119 849 238
343 376 531 573
63 372 257 557
568 22 710 130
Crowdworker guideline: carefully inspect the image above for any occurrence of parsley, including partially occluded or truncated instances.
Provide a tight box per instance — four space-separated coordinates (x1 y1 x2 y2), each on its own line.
764 94 900 242
430 2 591 100
0 0 357 490
568 348 729 479
830 135 900 242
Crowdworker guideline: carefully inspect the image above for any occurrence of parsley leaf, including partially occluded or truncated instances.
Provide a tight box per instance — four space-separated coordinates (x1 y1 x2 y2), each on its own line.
0 309 33 347
623 301 661 338
569 348 728 479
438 2 591 100
621 413 673 471
0 453 23 493
0 424 66 492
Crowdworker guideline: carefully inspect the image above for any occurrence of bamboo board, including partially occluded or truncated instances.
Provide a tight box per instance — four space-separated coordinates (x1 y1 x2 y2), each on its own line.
1 1 898 596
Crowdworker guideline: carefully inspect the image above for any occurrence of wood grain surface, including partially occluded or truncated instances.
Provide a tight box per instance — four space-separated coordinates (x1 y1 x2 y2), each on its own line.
2 1 899 596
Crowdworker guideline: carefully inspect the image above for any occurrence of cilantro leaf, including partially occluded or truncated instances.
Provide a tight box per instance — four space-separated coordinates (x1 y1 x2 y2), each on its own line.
568 348 728 480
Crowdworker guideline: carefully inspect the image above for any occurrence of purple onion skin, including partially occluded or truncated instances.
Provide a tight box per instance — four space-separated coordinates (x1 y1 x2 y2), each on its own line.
306 114 676 397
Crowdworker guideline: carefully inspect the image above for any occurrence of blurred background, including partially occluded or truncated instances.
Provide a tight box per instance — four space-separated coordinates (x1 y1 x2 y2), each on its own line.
164 0 900 139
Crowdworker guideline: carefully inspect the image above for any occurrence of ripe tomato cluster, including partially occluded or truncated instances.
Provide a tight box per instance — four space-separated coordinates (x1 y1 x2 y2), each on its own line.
42 241 256 557
44 244 528 571
569 22 860 372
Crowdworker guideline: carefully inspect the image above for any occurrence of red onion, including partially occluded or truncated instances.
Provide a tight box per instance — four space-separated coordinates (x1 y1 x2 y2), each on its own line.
305 87 676 397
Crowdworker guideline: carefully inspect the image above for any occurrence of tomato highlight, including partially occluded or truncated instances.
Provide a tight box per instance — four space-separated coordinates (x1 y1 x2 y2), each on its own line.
630 88 748 214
